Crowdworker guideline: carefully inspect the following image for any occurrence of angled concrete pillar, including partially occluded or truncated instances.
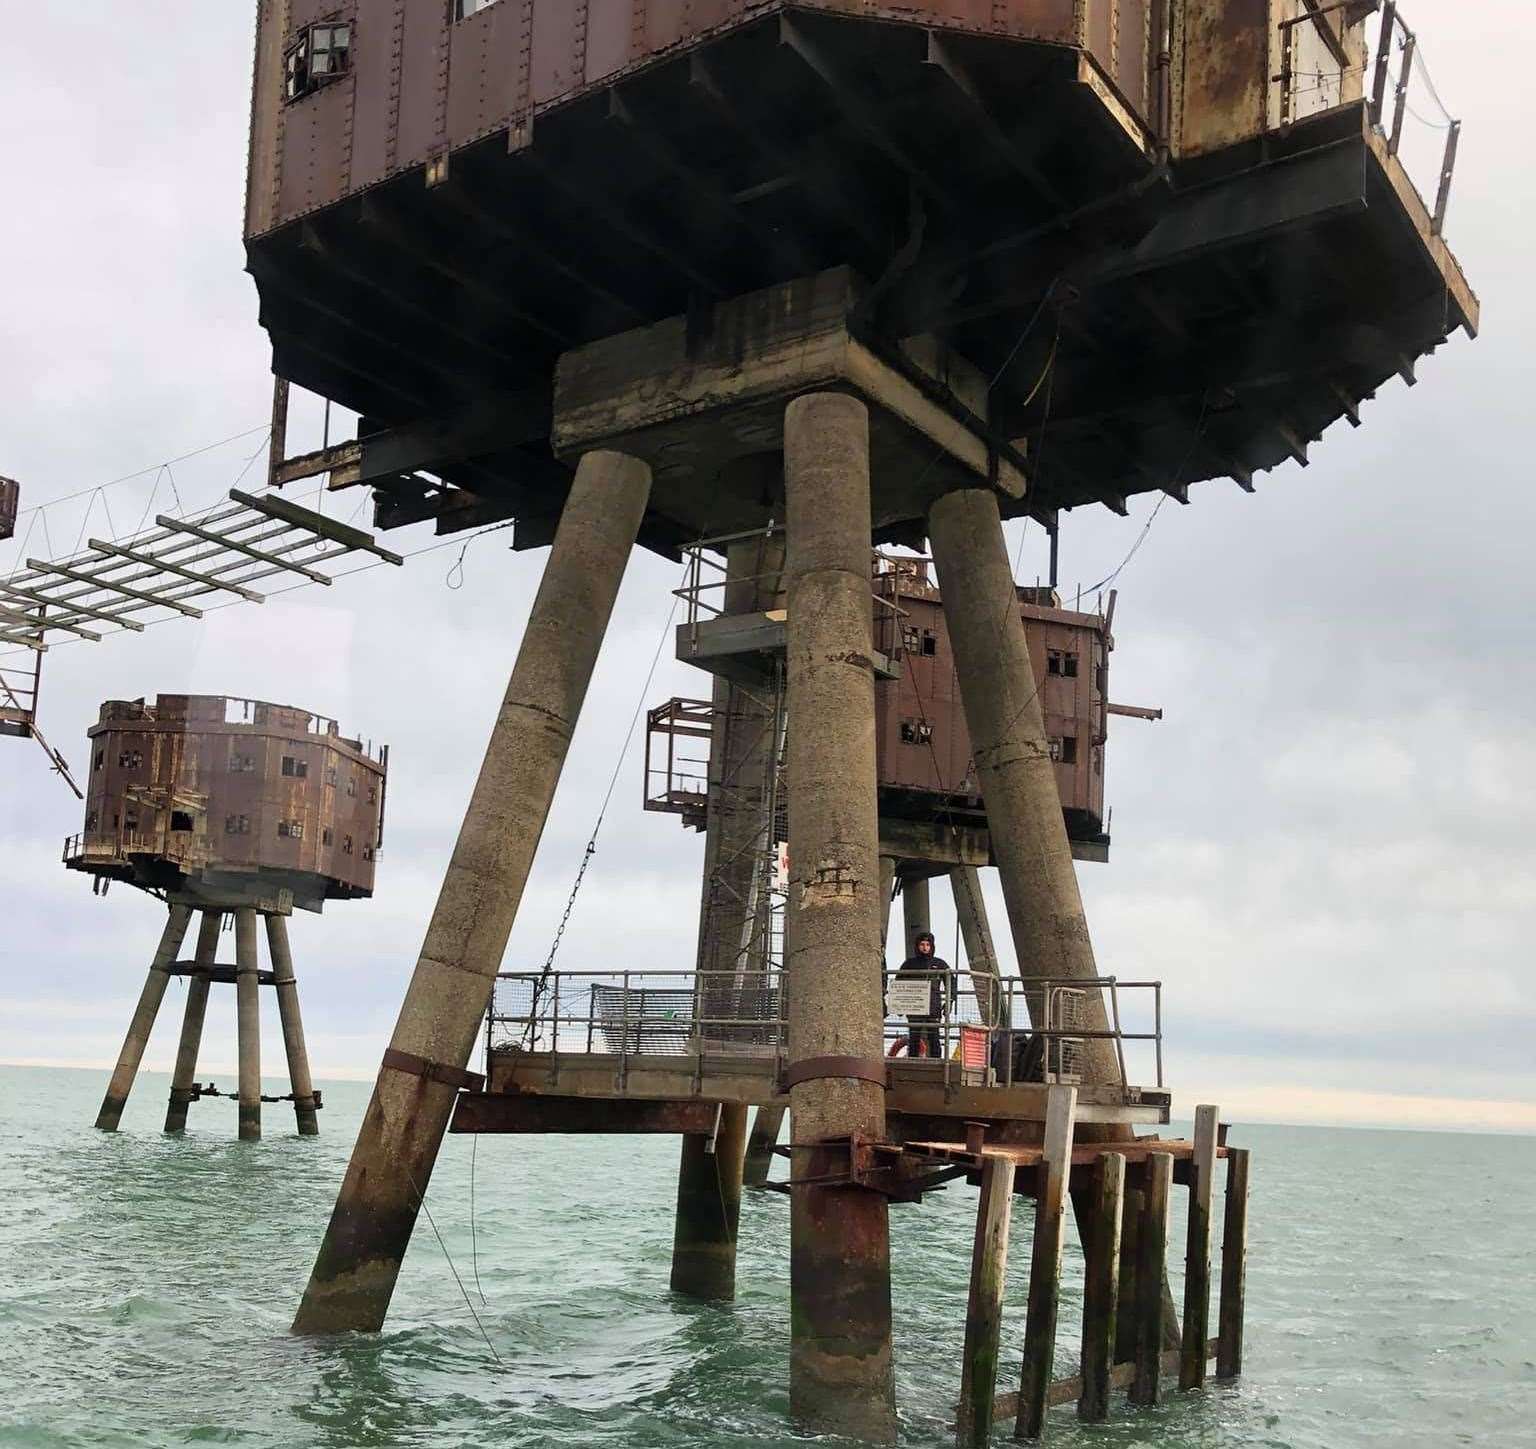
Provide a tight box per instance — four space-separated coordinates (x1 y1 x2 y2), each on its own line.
267 914 319 1136
950 867 1002 1026
899 872 930 957
235 907 262 1142
164 910 220 1133
292 448 651 1335
928 485 1179 1352
783 392 895 1443
95 902 193 1131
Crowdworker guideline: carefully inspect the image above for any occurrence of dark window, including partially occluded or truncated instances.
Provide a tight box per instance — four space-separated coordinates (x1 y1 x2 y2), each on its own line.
346 776 357 798
229 749 255 773
281 756 308 779
170 811 194 833
277 819 304 840
85 810 98 830
902 625 921 654
366 783 377 803
1047 650 1080 679
123 811 139 832
362 842 375 861
920 630 938 657
93 750 104 772
899 719 933 746
1051 735 1078 765
118 749 143 769
284 22 351 102
322 827 334 847
343 835 354 855
224 814 250 836
325 765 338 786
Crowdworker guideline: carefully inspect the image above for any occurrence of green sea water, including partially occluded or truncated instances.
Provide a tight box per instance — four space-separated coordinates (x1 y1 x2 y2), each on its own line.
1 1064 1531 1448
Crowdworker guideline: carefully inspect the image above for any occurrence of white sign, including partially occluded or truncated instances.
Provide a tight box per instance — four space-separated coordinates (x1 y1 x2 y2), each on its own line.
887 978 933 1017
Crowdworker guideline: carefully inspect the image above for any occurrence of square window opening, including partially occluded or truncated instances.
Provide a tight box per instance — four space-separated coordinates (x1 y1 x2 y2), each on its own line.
920 630 938 657
170 811 195 833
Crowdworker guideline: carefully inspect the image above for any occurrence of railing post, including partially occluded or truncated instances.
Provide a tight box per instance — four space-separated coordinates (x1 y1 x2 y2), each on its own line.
1389 29 1415 156
1432 119 1461 236
1369 1 1396 126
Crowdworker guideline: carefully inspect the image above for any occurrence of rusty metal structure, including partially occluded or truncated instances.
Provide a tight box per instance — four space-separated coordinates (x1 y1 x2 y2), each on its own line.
75 693 387 1141
245 0 1478 1440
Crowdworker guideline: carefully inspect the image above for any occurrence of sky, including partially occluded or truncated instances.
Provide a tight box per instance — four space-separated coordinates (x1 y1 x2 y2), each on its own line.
1 3 1530 1135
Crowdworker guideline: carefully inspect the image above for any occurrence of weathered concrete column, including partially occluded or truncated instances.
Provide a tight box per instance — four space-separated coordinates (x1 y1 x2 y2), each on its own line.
899 872 930 957
928 486 1181 1352
674 534 784 1290
926 487 1117 1081
164 910 220 1133
293 447 651 1335
95 902 193 1131
235 907 262 1142
950 866 1002 1026
267 913 319 1136
783 391 895 1442
670 1106 751 1299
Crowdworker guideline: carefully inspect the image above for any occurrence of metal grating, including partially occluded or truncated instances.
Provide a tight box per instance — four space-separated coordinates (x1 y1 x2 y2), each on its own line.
0 487 402 652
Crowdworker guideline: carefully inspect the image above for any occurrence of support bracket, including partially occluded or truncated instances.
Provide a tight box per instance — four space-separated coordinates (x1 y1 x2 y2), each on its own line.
381 1047 485 1092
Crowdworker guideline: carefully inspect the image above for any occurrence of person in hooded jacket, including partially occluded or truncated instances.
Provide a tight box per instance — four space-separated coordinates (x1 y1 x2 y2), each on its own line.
895 930 955 1059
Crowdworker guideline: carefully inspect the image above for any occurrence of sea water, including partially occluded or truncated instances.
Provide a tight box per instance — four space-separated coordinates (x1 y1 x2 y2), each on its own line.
1 1064 1531 1448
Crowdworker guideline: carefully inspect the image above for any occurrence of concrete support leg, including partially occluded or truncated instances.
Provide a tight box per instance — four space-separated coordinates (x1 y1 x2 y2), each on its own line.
928 486 1180 1350
670 1106 750 1300
292 448 651 1335
783 392 894 1442
900 872 930 957
675 534 782 1279
164 910 220 1133
235 907 262 1142
950 866 1002 1026
267 914 319 1136
95 903 193 1131
742 1103 785 1188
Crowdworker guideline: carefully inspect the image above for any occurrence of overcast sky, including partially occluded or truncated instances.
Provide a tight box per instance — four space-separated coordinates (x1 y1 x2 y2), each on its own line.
1 2 1529 1135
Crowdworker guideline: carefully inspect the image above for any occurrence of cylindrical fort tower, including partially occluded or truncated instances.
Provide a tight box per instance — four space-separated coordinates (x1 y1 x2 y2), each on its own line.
67 693 387 1140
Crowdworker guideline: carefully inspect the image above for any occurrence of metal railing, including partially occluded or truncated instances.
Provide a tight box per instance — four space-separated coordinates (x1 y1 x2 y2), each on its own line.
1273 0 1460 236
485 968 1163 1092
62 829 198 865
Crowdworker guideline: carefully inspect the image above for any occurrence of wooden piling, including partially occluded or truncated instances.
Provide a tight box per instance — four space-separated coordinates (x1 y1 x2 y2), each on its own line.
1077 1151 1126 1422
957 1155 1017 1447
1217 1147 1250 1379
1180 1105 1219 1390
1015 1084 1077 1441
1129 1153 1172 1407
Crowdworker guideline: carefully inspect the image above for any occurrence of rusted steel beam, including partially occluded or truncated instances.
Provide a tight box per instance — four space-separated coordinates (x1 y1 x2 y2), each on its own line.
450 1092 723 1135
